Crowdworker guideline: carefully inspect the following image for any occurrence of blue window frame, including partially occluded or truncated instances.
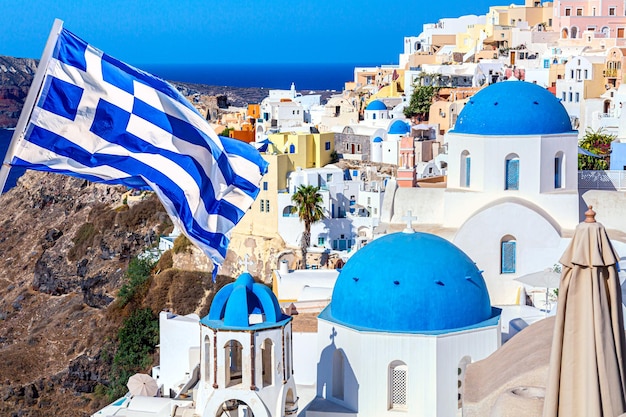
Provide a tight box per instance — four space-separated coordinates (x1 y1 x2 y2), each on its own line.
325 141 331 150
554 157 562 188
263 181 268 191
464 157 471 187
501 241 516 273
289 144 295 154
505 158 519 190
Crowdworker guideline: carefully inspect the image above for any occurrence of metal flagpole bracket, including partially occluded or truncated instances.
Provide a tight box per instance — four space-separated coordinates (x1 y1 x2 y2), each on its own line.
0 19 64 195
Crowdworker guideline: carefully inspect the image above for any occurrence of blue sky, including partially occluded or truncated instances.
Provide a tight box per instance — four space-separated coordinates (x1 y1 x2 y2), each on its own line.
1 0 514 66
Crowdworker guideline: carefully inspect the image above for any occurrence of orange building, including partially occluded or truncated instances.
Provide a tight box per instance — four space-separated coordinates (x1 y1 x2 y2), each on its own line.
229 104 261 143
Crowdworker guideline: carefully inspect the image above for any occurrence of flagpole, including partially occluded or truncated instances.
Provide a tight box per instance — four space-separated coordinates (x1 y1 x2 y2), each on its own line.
0 18 64 195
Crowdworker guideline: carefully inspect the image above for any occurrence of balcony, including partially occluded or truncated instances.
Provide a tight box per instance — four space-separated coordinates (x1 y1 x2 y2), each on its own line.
578 170 626 190
605 68 618 78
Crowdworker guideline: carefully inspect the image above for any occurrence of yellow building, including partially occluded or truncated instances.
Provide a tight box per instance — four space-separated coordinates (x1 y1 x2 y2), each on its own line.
232 131 335 238
268 132 335 170
234 153 292 238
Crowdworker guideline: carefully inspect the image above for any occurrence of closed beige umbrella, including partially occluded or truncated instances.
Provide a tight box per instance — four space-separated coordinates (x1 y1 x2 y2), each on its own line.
544 207 626 417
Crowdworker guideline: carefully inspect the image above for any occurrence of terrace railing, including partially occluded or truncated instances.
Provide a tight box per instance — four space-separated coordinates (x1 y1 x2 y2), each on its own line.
578 170 626 190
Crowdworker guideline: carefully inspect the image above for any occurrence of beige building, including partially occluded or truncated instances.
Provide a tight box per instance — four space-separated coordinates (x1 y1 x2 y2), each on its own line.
605 47 626 88
486 1 554 34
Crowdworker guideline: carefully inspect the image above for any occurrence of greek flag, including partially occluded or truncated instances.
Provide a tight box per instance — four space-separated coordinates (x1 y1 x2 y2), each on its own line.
5 21 268 267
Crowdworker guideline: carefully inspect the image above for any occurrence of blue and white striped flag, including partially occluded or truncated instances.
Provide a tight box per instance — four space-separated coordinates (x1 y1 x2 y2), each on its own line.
7 23 268 267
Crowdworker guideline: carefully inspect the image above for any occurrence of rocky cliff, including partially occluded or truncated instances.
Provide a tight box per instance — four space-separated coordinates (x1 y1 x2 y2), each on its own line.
0 171 229 416
0 56 37 128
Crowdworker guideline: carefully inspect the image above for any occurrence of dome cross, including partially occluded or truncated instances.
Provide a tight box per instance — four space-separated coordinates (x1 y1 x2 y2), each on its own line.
402 211 417 233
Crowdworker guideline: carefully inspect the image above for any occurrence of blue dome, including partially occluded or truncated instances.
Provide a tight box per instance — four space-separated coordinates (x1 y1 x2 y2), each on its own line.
365 100 387 111
201 273 290 330
323 232 495 333
372 136 383 143
388 120 410 134
452 81 575 135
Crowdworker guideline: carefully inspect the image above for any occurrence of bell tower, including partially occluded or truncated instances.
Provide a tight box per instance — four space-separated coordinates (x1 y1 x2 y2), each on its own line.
196 273 298 417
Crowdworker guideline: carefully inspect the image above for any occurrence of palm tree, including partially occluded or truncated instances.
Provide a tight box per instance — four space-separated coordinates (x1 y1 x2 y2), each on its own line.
291 185 325 269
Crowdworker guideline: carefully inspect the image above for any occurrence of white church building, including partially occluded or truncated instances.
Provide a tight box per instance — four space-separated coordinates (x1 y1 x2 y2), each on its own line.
94 230 501 417
382 80 611 304
305 231 501 417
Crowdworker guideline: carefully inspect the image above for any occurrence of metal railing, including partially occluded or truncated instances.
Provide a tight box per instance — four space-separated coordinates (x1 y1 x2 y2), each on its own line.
578 170 626 190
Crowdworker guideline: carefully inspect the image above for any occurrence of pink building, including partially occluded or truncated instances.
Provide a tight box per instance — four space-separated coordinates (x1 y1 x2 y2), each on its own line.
397 136 416 188
555 0 626 41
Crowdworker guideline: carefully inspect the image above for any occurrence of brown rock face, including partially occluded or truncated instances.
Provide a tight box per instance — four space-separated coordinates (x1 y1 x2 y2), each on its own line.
0 56 37 128
0 171 169 416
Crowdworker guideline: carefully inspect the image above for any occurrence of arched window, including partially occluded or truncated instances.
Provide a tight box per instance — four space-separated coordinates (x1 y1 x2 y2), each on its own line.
388 360 408 410
204 335 211 384
505 154 519 190
285 388 298 416
262 338 273 387
602 26 610 37
501 235 517 274
571 26 578 39
458 356 472 409
460 150 471 187
224 340 243 387
283 205 296 217
562 27 569 38
554 151 564 189
332 350 344 400
289 144 295 154
285 331 292 380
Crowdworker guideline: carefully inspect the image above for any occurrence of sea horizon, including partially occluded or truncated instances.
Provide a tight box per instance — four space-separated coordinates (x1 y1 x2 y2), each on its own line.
140 62 382 91
0 62 384 190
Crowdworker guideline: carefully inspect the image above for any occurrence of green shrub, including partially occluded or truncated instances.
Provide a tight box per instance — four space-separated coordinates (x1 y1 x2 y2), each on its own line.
118 256 156 307
107 308 158 400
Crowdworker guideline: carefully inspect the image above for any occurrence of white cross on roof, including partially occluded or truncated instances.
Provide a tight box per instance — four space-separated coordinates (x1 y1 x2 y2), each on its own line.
238 253 254 272
401 210 417 233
